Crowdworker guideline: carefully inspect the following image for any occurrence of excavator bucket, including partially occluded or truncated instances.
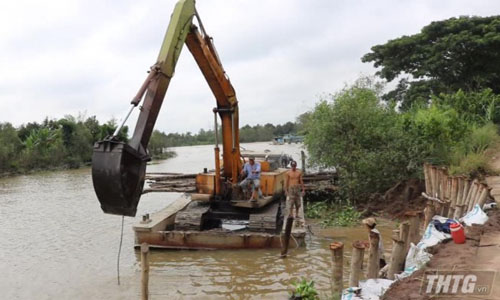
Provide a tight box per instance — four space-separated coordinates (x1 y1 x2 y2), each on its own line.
91 139 149 217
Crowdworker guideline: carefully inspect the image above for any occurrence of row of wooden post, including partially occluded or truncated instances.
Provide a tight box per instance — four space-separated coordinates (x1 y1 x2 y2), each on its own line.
329 214 419 298
422 163 489 228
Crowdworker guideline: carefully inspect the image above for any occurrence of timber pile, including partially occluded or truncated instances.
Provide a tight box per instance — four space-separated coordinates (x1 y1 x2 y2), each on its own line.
422 163 490 226
143 173 197 194
142 171 337 194
303 171 337 191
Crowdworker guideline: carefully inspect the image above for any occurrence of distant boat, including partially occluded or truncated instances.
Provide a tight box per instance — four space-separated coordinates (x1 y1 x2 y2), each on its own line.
273 134 304 144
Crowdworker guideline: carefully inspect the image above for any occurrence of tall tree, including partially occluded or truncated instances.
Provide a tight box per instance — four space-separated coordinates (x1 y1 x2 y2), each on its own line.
362 16 500 109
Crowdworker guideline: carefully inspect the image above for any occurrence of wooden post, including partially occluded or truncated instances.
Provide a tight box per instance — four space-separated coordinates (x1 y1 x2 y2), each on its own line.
456 177 465 208
439 168 448 202
462 179 475 215
434 201 443 217
423 163 432 195
141 243 150 300
466 180 479 213
367 231 380 279
453 205 464 220
405 211 421 246
387 226 407 280
448 177 459 218
470 183 484 211
423 200 435 229
400 220 411 254
430 166 438 197
330 242 344 298
280 216 294 257
461 179 470 208
477 185 489 210
349 241 366 288
301 150 306 174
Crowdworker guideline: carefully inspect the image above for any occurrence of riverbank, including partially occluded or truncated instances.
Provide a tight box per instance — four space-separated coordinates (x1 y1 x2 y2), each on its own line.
0 151 176 178
382 209 500 300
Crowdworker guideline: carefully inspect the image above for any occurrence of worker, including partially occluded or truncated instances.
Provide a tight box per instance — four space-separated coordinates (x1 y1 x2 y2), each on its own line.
285 161 305 223
362 217 386 268
239 156 262 201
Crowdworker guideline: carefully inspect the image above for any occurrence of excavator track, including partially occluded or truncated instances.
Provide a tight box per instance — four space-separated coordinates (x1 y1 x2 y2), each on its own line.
248 200 283 233
174 201 210 231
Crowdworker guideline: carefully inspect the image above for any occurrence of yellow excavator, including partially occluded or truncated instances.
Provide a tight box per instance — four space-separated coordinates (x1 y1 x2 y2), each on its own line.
92 0 303 248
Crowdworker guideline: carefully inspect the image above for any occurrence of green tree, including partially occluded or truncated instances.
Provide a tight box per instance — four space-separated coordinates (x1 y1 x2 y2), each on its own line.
433 89 500 124
0 123 22 172
363 16 500 108
304 83 409 202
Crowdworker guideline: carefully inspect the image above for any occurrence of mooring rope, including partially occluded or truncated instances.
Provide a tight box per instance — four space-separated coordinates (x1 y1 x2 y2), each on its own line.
117 215 125 285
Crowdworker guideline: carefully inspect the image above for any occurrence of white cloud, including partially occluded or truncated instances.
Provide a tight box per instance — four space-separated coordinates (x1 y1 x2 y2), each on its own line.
0 0 499 134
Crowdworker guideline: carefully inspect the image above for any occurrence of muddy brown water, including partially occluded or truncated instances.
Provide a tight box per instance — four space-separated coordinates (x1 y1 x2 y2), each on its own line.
0 142 395 299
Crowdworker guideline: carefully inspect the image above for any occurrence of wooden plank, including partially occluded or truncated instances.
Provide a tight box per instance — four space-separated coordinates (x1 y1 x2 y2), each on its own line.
231 196 274 208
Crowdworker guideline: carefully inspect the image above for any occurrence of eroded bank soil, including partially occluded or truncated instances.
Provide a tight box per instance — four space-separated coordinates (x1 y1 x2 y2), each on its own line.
382 209 500 300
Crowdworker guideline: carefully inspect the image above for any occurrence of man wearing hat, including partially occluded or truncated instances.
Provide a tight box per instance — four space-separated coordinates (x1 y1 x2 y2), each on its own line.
239 156 262 201
362 217 386 268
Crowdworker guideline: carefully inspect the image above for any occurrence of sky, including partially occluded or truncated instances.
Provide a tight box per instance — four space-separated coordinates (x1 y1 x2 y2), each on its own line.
0 0 498 134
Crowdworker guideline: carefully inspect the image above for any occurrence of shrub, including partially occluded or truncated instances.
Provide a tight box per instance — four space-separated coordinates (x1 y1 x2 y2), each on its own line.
433 89 500 124
305 202 361 227
290 278 319 300
304 81 411 202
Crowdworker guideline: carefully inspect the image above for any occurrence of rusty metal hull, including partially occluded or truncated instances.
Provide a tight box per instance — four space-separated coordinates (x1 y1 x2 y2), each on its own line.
133 194 307 250
135 230 305 250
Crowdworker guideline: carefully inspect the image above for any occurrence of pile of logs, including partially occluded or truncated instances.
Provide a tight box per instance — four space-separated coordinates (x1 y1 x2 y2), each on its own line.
422 163 490 228
303 171 337 191
142 171 337 194
143 173 197 194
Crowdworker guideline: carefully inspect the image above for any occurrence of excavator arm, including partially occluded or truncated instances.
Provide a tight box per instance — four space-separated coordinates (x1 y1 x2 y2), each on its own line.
92 0 240 216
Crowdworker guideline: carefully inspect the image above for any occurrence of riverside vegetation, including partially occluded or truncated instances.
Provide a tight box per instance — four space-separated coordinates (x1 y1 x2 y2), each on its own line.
302 16 500 227
0 114 298 175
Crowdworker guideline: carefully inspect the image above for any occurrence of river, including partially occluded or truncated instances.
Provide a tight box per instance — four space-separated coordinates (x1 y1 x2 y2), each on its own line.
0 142 395 299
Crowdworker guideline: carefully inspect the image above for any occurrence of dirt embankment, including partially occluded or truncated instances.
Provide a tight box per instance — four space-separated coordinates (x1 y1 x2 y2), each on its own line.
359 178 427 219
382 209 500 300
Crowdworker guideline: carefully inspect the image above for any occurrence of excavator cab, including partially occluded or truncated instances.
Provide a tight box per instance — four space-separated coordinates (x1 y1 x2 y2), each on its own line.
91 0 241 217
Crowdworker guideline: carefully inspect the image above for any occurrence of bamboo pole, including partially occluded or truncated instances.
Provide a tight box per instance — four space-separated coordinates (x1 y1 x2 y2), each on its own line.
448 177 458 218
330 242 344 298
423 200 435 229
460 179 471 216
456 177 465 208
471 183 484 211
349 241 365 288
430 166 438 198
141 243 150 300
470 184 484 209
436 168 443 200
477 185 489 210
453 205 464 220
466 180 479 213
387 223 410 280
423 163 432 195
367 231 380 279
440 168 448 202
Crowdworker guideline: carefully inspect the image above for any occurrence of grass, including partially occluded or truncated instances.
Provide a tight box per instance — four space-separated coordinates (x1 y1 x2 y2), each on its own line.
449 123 500 176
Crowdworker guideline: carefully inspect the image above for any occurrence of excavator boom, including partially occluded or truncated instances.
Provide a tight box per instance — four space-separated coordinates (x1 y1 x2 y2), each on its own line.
92 0 240 216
